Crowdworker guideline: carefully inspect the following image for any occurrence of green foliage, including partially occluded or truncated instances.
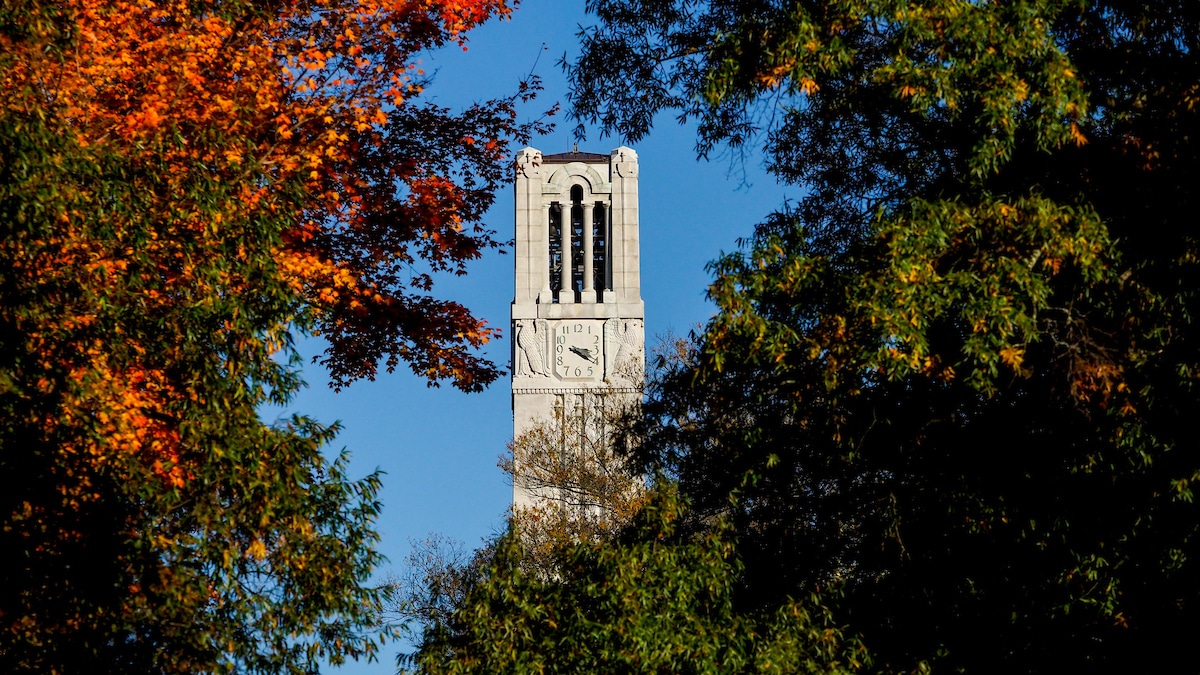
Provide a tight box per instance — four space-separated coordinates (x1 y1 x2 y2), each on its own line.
0 94 392 674
0 0 536 671
403 489 867 675
572 0 1200 672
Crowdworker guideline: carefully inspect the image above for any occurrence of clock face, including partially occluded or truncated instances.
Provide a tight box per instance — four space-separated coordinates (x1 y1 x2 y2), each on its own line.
554 321 603 381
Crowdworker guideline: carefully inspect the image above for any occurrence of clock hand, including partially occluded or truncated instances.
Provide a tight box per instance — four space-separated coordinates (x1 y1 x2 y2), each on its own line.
570 346 598 363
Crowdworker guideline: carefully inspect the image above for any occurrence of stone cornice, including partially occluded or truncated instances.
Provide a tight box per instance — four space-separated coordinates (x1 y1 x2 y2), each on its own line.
512 386 641 395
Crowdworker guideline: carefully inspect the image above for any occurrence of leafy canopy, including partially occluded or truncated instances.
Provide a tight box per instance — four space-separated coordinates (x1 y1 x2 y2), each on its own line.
0 0 546 671
571 0 1200 672
403 489 867 675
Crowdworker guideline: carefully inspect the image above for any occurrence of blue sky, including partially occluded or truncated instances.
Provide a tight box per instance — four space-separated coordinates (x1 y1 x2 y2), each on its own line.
269 2 797 671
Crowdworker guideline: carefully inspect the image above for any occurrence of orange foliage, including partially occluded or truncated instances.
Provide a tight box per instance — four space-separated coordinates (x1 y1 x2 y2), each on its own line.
8 0 508 318
3 0 517 471
1 0 525 509
2 1 535 666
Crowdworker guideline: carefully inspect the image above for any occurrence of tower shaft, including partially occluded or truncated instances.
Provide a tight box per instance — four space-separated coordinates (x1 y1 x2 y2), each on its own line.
511 147 645 509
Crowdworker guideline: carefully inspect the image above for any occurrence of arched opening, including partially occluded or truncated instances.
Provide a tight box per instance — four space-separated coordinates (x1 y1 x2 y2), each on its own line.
593 202 608 303
548 201 563 302
546 182 611 304
569 185 585 303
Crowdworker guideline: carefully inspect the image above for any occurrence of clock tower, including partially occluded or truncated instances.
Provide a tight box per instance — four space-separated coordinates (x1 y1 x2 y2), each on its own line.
510 146 645 509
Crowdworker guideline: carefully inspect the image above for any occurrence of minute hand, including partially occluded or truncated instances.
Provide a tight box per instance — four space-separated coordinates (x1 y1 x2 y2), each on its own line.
569 346 597 363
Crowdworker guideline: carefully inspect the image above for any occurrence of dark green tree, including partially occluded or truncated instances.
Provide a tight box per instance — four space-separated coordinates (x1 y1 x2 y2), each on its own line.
403 488 866 675
570 1 1200 672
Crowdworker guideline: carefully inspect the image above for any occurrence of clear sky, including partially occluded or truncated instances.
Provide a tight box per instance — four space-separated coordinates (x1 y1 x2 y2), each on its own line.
267 2 796 671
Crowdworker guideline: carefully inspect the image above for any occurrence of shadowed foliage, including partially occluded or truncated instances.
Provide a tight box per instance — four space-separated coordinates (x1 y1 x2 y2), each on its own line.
567 1 1200 672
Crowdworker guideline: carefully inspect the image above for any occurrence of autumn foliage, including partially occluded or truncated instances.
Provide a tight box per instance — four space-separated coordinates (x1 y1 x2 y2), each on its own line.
0 0 542 671
13 0 522 389
503 391 649 578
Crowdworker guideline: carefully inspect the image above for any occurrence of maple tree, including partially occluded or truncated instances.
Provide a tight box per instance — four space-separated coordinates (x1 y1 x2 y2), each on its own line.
0 0 547 671
569 0 1200 672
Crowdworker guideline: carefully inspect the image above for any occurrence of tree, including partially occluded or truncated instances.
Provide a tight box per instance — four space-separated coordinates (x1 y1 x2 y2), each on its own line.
504 386 649 577
0 0 547 671
570 1 1200 672
386 533 493 649
402 488 867 675
390 385 648 644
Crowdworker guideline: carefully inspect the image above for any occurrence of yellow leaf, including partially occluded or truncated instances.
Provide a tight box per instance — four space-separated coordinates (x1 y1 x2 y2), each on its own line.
1000 346 1024 369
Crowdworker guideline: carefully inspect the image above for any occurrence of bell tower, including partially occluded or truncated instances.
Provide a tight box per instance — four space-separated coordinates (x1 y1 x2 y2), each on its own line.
510 146 645 509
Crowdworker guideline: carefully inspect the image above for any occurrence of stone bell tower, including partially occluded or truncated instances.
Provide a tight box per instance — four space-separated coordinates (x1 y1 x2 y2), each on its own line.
510 146 645 508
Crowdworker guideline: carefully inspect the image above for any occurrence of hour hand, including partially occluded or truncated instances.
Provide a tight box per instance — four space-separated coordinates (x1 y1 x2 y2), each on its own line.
569 346 597 363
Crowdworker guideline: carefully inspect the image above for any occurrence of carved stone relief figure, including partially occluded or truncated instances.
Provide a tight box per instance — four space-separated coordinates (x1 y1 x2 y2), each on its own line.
604 318 644 381
515 319 548 377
